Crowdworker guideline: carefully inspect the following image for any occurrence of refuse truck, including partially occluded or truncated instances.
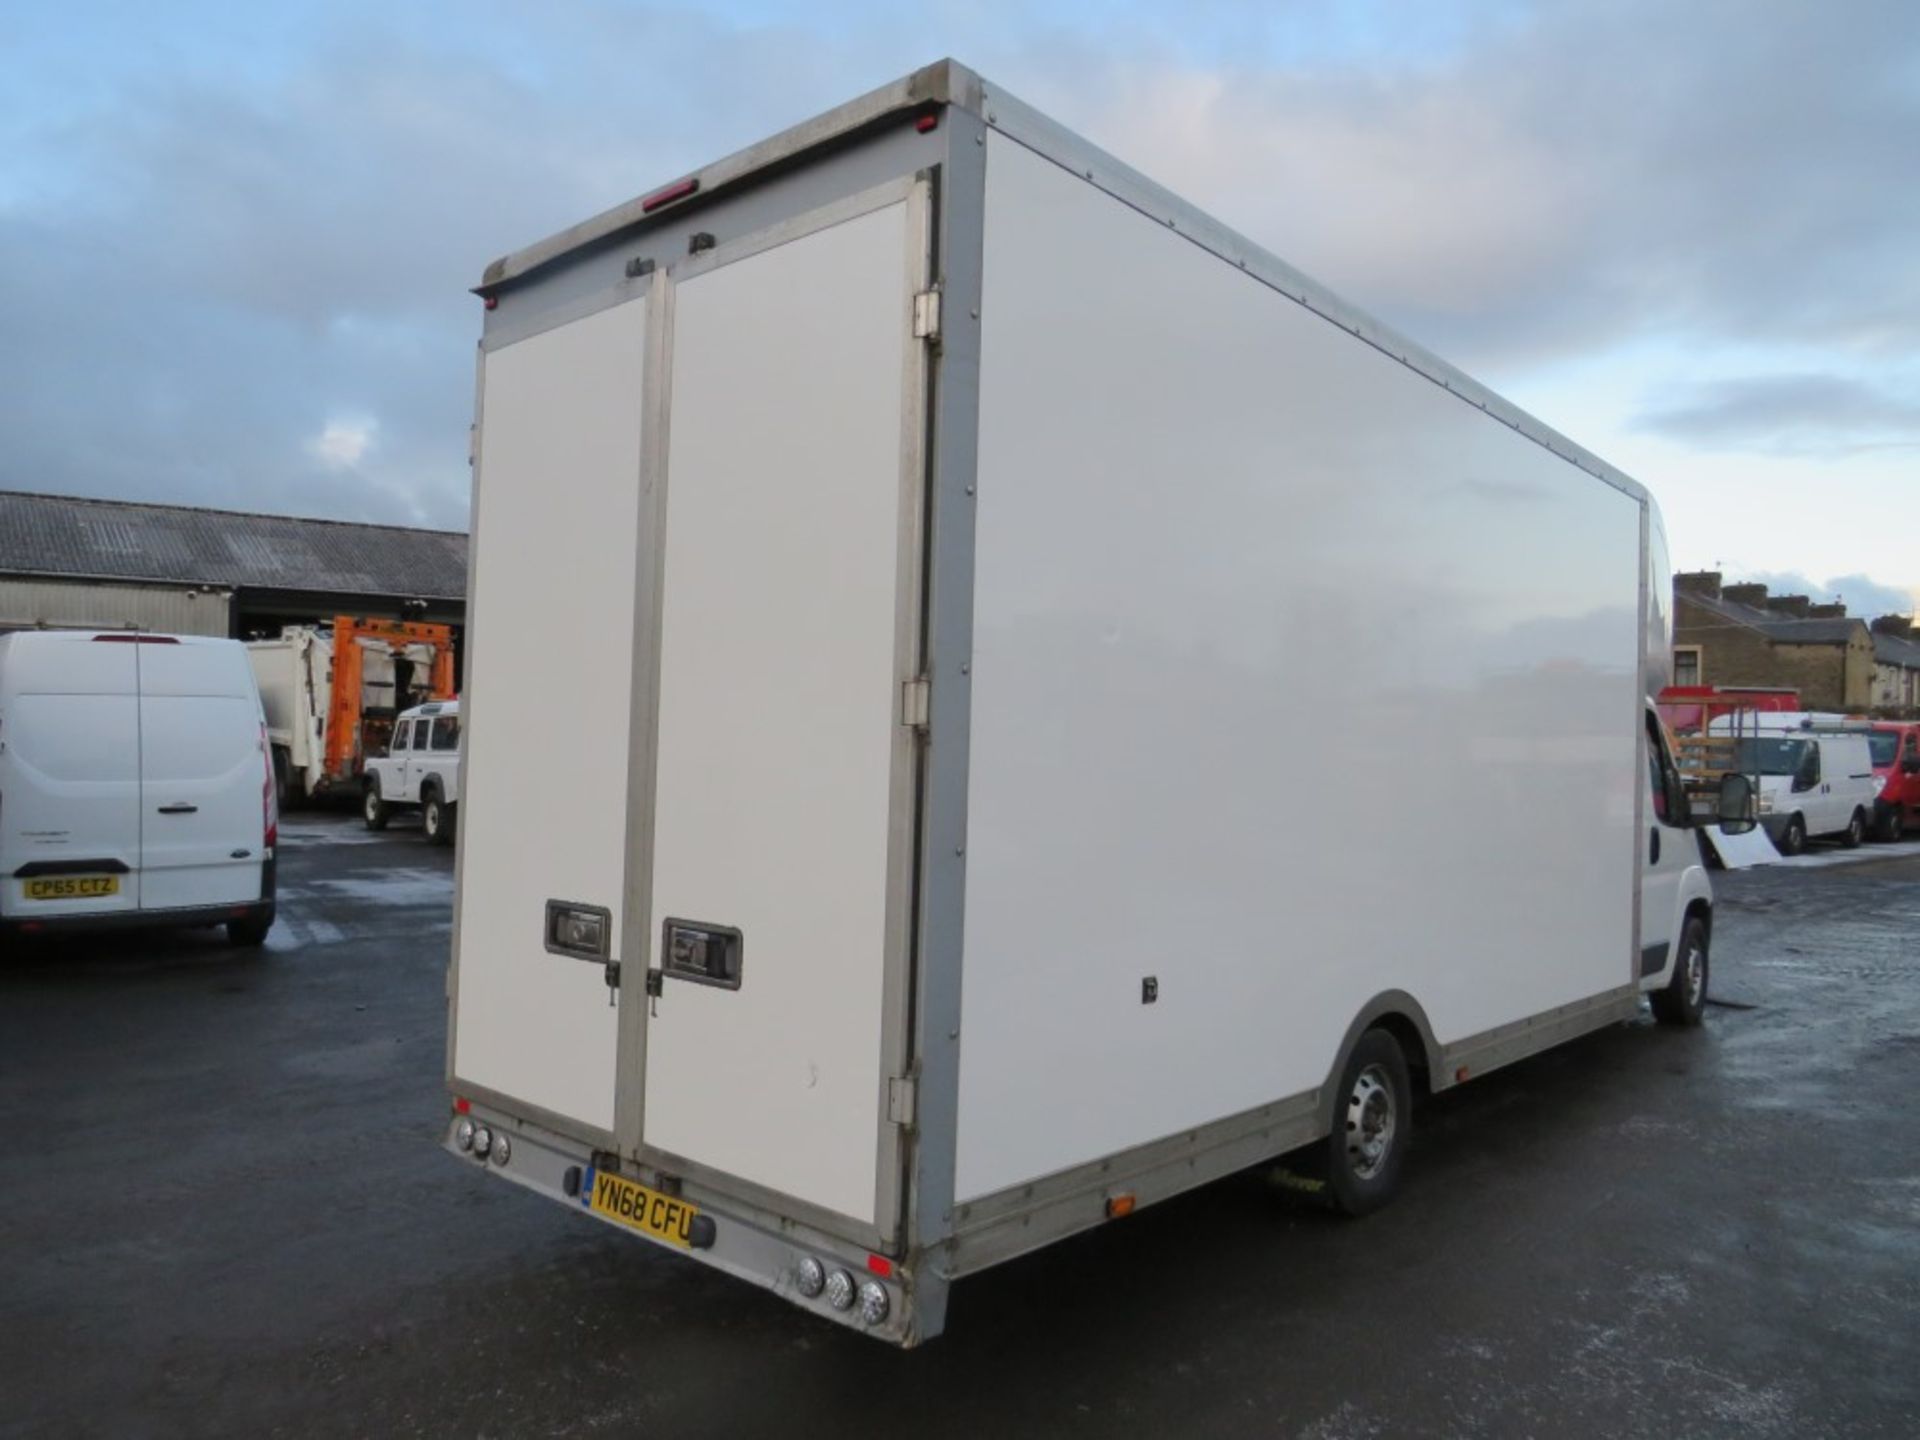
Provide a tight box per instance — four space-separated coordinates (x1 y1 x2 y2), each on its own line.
441 59 1755 1346
248 618 456 805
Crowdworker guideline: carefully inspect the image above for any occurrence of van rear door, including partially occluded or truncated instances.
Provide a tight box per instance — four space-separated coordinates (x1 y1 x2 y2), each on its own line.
0 634 143 918
136 640 267 912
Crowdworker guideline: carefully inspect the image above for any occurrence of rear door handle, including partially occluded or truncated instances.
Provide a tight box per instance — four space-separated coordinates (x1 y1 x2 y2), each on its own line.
156 803 198 815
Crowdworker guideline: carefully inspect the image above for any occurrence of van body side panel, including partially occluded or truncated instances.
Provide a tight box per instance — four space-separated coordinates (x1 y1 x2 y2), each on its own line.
451 293 649 1136
0 635 143 918
954 134 1642 1202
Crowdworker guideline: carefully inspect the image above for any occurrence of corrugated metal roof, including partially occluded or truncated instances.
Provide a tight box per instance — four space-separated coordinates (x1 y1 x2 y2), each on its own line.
0 491 467 600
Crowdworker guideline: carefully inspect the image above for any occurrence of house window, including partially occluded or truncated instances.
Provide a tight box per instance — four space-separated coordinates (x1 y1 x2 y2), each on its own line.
1673 646 1701 687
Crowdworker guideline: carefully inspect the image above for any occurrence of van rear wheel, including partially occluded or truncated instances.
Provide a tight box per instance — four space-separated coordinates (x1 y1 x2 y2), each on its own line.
1841 809 1866 848
363 781 390 831
226 914 273 948
1324 1028 1413 1217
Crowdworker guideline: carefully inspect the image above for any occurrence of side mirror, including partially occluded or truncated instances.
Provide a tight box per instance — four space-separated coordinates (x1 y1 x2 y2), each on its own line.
1714 772 1756 835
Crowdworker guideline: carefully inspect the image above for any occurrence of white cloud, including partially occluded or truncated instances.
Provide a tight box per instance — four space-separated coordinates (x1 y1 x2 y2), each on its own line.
308 416 375 469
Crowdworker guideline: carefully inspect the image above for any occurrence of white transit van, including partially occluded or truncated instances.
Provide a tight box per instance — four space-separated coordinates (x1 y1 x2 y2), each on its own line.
1730 729 1877 855
440 61 1753 1345
0 631 277 945
362 698 461 844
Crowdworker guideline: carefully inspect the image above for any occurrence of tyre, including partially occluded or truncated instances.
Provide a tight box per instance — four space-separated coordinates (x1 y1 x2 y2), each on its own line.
1840 808 1866 849
1777 813 1807 856
363 780 390 831
271 747 290 811
1324 1028 1413 1217
422 788 453 847
1651 913 1708 1026
226 913 273 948
1876 806 1905 843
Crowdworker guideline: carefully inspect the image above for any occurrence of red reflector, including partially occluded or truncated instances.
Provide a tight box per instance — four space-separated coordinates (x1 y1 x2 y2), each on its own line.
641 177 700 212
915 112 939 133
454 1097 471 1114
21 922 42 933
866 1254 892 1278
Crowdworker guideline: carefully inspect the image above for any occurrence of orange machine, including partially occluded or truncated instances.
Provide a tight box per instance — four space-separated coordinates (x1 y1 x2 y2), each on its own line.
321 617 458 785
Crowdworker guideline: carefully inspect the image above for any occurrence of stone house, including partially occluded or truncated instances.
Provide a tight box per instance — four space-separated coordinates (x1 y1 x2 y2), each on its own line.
1670 572 1919 714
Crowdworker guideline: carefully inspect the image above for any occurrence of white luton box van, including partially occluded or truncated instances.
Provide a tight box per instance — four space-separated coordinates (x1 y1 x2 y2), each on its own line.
442 61 1752 1345
0 631 277 944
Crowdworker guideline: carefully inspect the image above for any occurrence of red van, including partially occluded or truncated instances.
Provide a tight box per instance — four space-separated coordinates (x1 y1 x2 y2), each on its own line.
1868 722 1920 840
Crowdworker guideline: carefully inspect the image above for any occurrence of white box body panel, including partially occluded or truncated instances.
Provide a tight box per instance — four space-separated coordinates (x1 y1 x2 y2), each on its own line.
641 199 919 1229
953 135 1642 1202
451 296 650 1135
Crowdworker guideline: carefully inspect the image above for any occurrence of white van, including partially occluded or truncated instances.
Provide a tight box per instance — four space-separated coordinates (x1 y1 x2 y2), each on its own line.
1730 730 1877 854
361 698 461 844
0 631 277 944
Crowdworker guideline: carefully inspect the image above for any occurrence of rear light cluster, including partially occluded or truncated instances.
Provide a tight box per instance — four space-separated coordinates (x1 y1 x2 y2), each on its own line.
454 1113 510 1167
259 723 277 852
793 1254 890 1326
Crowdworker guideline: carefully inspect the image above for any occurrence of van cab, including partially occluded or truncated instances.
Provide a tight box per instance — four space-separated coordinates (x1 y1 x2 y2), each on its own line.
1731 730 1877 855
1867 722 1920 841
0 631 277 944
362 699 460 844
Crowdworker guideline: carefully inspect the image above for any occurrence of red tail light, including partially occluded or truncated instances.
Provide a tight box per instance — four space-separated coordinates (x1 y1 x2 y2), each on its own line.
261 723 278 850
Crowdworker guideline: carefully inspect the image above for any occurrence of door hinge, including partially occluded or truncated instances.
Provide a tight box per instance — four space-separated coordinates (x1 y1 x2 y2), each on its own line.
912 288 941 342
887 1076 917 1127
900 676 931 731
644 968 663 998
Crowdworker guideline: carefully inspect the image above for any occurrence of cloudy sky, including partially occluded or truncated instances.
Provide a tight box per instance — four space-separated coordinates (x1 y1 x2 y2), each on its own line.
5 2 1917 611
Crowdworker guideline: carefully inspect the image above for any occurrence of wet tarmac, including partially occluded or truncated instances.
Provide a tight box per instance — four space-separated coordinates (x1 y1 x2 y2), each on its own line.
3 813 1916 1437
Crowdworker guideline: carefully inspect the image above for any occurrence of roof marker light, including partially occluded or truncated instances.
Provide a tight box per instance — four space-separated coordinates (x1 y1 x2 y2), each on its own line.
483 295 499 311
866 1254 893 1278
641 177 700 213
915 112 939 133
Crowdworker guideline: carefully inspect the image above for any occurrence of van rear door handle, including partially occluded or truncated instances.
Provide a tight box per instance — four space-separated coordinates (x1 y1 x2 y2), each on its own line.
156 803 198 815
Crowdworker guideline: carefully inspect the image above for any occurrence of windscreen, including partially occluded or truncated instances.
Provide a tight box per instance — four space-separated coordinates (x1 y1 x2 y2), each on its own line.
1869 732 1899 766
1733 736 1813 776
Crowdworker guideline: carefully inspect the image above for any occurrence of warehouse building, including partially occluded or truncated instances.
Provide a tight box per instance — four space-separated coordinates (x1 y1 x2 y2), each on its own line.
0 490 466 639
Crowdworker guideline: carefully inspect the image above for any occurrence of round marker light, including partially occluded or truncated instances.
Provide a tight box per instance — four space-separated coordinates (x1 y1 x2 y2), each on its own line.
455 1117 475 1151
823 1269 856 1311
472 1125 493 1159
492 1133 511 1166
857 1280 890 1326
795 1257 826 1298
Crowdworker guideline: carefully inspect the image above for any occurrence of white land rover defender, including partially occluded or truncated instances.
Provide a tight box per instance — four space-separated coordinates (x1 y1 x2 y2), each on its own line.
362 699 461 845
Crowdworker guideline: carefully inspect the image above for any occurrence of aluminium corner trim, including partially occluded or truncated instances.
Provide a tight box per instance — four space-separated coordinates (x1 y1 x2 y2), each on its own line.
444 339 488 1093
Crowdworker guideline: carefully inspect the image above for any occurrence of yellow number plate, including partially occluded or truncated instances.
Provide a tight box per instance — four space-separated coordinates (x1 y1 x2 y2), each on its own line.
586 1169 700 1248
24 875 120 900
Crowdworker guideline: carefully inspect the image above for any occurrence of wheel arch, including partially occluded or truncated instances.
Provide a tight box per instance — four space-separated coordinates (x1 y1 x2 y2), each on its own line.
1319 991 1443 1134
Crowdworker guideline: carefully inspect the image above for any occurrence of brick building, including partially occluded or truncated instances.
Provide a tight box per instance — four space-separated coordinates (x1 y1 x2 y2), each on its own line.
1672 572 1920 715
